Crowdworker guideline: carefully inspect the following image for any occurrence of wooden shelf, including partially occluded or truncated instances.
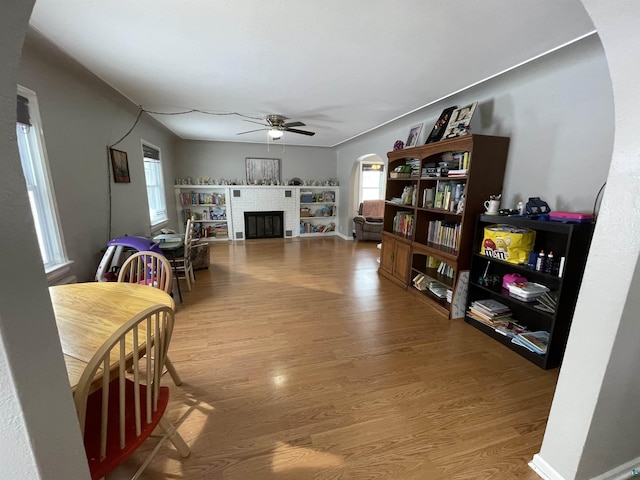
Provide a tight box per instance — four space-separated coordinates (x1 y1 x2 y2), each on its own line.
379 134 511 318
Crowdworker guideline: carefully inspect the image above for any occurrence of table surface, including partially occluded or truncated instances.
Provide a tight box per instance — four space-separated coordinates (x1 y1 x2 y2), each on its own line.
153 234 184 251
50 282 174 390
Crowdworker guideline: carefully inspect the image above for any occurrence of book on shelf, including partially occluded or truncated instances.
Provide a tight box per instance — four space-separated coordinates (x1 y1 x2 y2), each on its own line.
514 331 549 354
534 291 558 314
422 187 435 208
472 298 511 314
427 220 460 250
436 262 455 279
427 281 447 299
467 311 511 328
494 321 529 338
393 212 414 237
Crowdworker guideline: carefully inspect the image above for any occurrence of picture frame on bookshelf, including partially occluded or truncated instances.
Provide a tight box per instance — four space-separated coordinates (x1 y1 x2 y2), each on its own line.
405 123 423 148
442 102 478 139
425 106 457 144
109 148 130 183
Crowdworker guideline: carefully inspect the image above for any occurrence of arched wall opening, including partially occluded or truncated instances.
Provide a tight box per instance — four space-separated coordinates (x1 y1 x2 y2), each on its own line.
349 153 385 236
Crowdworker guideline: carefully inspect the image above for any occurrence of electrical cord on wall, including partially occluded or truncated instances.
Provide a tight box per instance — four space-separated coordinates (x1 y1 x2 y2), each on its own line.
104 107 265 242
592 181 606 220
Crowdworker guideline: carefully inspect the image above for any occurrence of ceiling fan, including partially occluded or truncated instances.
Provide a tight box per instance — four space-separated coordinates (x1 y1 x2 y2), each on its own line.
236 114 315 140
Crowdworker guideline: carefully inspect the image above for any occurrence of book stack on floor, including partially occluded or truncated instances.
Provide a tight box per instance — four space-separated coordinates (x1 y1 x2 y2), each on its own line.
467 299 512 327
512 331 549 355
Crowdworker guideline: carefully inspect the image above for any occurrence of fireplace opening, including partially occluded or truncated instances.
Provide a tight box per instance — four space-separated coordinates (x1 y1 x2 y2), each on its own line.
244 211 284 239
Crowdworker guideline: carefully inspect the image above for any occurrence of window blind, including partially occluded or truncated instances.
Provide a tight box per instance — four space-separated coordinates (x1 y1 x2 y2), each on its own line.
17 95 31 126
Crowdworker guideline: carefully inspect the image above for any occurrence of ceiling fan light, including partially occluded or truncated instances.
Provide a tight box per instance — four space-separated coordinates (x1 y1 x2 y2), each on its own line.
268 129 284 139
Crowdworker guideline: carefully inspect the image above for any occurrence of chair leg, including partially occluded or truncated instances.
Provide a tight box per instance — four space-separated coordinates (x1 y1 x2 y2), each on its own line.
159 416 191 458
182 266 192 291
165 356 182 386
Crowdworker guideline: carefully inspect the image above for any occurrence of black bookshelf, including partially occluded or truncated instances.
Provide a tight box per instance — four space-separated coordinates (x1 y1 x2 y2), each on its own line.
465 214 594 369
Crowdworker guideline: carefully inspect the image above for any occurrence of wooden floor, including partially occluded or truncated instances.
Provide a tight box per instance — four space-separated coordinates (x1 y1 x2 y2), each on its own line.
112 237 558 480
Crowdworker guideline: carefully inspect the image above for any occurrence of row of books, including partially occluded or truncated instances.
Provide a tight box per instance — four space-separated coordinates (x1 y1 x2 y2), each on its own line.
441 151 471 170
406 159 421 177
466 298 549 355
180 192 225 206
183 208 227 222
421 255 454 279
193 223 228 239
436 262 455 278
300 221 336 234
427 220 460 250
393 212 414 238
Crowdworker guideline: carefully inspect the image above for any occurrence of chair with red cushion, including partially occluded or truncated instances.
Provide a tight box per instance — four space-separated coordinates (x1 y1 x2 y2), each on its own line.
73 304 190 479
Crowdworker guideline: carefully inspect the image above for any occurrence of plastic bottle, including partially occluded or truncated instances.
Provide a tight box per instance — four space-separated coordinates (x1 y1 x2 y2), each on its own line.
545 251 554 274
517 199 525 215
536 250 546 272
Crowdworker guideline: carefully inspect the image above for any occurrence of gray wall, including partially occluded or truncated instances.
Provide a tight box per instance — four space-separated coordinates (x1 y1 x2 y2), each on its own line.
335 34 613 237
1 2 91 478
18 30 180 282
175 140 336 185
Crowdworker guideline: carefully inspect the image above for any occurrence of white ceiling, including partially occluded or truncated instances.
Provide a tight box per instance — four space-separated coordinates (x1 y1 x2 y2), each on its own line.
28 0 595 148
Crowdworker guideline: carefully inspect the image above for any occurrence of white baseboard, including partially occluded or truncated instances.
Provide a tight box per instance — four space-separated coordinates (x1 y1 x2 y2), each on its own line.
529 454 566 480
530 454 640 480
590 456 640 480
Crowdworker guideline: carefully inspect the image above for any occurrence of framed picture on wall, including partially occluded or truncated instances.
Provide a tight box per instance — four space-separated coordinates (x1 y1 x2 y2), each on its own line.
109 148 130 183
245 157 281 185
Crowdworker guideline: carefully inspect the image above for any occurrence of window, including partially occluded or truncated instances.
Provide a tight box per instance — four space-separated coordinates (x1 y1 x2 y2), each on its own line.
16 86 69 276
360 162 385 203
142 142 168 227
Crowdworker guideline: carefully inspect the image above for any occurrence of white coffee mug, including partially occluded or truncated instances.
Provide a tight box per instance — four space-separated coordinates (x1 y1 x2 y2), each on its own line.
484 199 500 214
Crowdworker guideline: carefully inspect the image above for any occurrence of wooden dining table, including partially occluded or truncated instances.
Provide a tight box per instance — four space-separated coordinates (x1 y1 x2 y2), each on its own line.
50 282 174 391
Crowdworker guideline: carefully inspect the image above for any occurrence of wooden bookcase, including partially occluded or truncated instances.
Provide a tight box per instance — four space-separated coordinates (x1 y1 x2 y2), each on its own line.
378 134 510 316
465 214 594 369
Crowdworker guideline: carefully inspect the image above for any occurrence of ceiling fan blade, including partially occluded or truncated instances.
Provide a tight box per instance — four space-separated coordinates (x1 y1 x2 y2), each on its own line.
236 128 268 135
285 128 315 136
243 119 269 127
283 121 305 128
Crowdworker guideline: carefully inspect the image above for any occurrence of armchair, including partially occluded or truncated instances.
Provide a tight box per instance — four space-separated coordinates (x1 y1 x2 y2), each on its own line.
353 199 385 241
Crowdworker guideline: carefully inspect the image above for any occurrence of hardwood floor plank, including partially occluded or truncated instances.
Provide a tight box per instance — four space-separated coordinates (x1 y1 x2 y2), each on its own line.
108 238 557 479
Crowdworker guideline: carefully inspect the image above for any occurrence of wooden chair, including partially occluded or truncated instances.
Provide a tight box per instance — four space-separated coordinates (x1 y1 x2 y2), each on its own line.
117 251 182 386
174 219 196 291
73 304 190 480
117 251 173 293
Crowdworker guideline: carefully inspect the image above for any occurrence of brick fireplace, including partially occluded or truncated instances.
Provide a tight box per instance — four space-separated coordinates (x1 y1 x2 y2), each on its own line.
230 187 297 239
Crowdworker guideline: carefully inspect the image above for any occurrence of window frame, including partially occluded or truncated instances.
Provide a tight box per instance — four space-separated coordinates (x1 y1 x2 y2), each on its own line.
141 140 168 228
16 85 71 281
359 161 385 204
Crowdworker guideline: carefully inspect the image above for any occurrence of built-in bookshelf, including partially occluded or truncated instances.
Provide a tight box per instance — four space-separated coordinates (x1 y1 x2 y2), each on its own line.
174 185 231 241
299 186 339 237
379 134 510 316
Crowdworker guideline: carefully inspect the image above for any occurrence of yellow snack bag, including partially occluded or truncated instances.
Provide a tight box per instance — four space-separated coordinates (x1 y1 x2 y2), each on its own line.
481 224 536 264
